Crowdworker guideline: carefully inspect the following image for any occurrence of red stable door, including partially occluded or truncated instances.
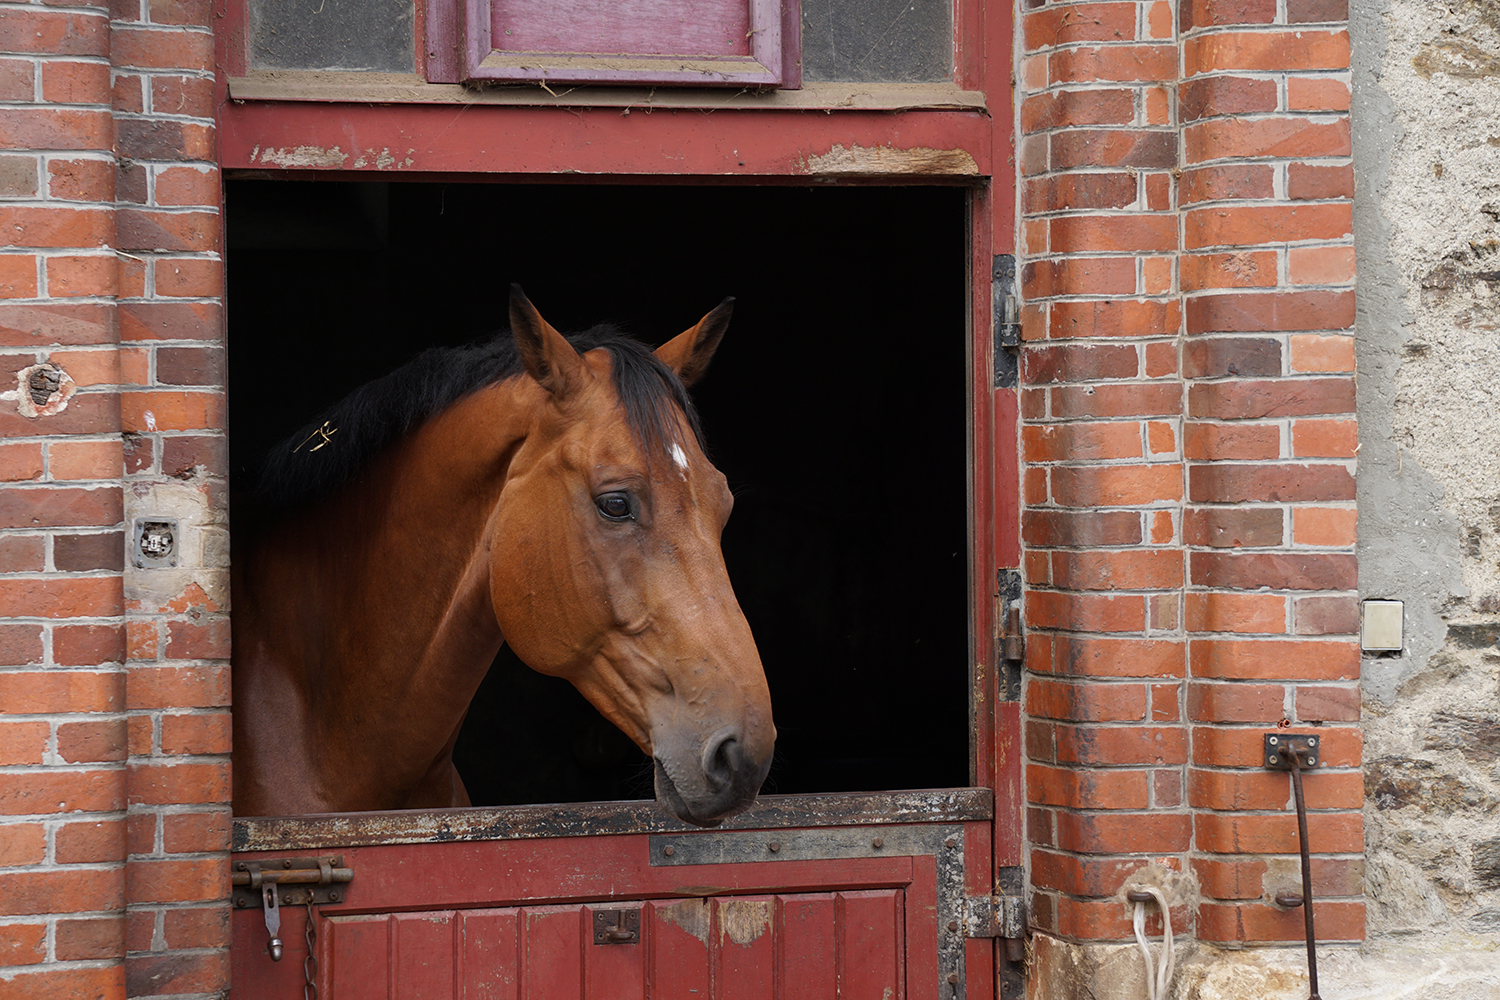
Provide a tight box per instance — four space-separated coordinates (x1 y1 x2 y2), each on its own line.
218 1 1021 996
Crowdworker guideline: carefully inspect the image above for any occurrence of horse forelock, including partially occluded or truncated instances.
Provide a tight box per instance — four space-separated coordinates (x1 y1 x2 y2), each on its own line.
252 325 704 515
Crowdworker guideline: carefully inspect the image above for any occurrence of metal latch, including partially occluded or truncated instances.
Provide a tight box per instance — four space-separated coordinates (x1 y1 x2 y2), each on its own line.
232 857 353 962
964 895 1026 961
592 907 640 945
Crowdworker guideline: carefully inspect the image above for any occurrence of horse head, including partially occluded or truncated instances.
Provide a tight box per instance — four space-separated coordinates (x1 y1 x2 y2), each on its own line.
487 287 775 826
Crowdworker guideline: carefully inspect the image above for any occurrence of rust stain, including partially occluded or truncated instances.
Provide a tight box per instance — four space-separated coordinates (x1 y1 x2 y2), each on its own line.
803 143 979 177
718 899 770 946
656 899 710 944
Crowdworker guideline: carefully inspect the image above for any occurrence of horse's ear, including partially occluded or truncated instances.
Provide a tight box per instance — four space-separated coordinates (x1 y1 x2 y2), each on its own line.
656 297 734 388
510 285 583 398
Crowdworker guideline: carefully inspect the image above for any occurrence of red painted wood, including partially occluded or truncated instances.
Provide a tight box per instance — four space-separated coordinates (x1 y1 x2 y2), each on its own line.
217 102 989 179
776 894 836 997
715 896 775 1000
492 0 751 58
459 909 522 999
838 891 903 998
647 899 712 997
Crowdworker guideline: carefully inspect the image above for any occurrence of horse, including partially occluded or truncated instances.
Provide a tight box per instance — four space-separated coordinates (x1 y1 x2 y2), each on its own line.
230 286 775 827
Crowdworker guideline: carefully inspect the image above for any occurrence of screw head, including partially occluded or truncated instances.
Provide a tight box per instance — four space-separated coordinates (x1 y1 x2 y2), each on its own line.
768 841 780 853
1268 755 1279 764
1307 737 1317 746
329 891 340 903
872 837 884 849
1268 736 1279 745
948 920 960 932
663 845 675 857
945 837 957 849
948 972 961 985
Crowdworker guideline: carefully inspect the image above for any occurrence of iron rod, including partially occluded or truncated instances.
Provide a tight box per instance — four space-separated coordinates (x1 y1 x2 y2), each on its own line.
1288 752 1320 1000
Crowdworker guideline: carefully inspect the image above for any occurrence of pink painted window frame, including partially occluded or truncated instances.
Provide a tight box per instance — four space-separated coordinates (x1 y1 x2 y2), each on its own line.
439 0 799 88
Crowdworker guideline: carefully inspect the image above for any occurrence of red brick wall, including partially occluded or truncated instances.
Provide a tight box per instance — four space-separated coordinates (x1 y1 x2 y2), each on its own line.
1018 0 1361 958
0 0 229 995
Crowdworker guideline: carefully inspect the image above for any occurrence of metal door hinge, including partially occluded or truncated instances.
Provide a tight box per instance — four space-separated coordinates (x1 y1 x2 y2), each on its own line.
964 894 1027 960
993 254 1021 387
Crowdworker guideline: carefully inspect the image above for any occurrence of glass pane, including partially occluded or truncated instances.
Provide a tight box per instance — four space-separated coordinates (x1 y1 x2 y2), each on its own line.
249 0 415 73
800 0 952 83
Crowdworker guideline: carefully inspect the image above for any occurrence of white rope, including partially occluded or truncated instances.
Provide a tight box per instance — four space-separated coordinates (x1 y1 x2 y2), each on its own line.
1132 887 1176 1000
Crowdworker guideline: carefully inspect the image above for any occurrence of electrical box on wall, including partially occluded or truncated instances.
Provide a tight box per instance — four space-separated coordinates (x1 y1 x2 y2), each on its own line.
1361 599 1404 652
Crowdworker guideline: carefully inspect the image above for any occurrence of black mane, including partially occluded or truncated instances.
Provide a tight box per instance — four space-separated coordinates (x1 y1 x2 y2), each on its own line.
253 325 704 514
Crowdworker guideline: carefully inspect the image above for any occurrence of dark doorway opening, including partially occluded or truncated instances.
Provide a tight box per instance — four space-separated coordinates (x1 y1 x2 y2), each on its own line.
226 179 970 806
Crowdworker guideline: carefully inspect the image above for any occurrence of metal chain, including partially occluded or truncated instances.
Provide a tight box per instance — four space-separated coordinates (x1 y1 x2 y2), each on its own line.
303 901 319 1000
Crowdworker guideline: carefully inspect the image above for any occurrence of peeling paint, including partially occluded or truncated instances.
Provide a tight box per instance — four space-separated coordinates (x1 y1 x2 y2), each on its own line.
257 145 350 169
803 143 978 177
656 899 710 943
718 899 770 946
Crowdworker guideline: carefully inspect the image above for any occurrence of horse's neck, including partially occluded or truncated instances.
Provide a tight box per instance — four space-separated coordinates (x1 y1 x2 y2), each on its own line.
238 385 533 809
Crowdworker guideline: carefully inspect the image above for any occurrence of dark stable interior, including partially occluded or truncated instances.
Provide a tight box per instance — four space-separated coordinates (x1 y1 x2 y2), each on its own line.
226 179 971 806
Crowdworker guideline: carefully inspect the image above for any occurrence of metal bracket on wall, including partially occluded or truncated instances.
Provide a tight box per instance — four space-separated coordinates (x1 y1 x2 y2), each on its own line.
1264 734 1322 1000
962 893 1026 962
996 569 1023 701
992 254 1021 388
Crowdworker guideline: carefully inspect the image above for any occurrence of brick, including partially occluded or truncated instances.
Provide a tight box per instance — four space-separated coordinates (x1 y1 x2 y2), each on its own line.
1028 590 1147 632
1020 136 1048 179
1025 176 1137 215
1180 0 1276 29
1296 683 1359 721
155 257 223 298
160 711 230 755
0 576 122 621
1187 681 1284 722
47 158 114 203
0 721 48 767
55 915 124 962
1189 462 1354 503
0 253 37 298
1022 343 1139 384
123 432 154 473
157 345 225 386
1051 214 1178 253
163 905 230 950
1051 45 1177 84
109 26 214 72
1180 163 1275 204
1029 763 1149 809
119 301 222 341
0 441 43 482
120 389 226 432
148 0 212 26
1023 420 1141 462
0 668 119 712
1293 595 1357 635
53 533 124 573
116 208 220 253
1057 811 1192 854
1180 76 1277 121
1181 251 1277 291
162 809 230 854
1052 463 1183 507
160 434 226 478
1023 3 1137 50
1293 505 1357 546
1192 856 1268 899
1185 204 1352 250
1288 76 1351 111
0 768 123 816
1057 724 1189 765
0 534 44 573
1189 378 1356 419
1195 811 1363 855
165 618 230 659
39 60 109 105
1031 850 1152 897
0 484 121 530
1052 130 1178 170
0 921 46 965
0 624 43 665
0 823 46 866
0 155 39 199
0 967 128 1000
1195 724 1360 768
1028 678 1147 721
1190 768 1363 810
1191 550 1355 590
1149 512 1174 545
1184 30 1350 75
46 253 117 297
49 439 123 481
55 817 124 863
127 714 153 756
1288 247 1356 287
126 810 155 855
112 72 144 114
1288 0 1348 20
126 949 230 998
1050 299 1181 339
1022 89 1134 132
1185 117 1352 163
0 58 33 102
154 164 219 207
1052 383 1183 419
1289 334 1355 373
1142 252 1171 289
0 206 111 249
1183 423 1280 462
1187 592 1287 634
1182 336 1281 378
56 717 127 763
125 856 227 905
1023 509 1143 547
1052 549 1183 590
127 760 229 807
0 10 108 57
151 74 215 119
1199 900 1365 944
125 911 153 953
1146 341 1177 379
1289 162 1354 200
1189 638 1360 679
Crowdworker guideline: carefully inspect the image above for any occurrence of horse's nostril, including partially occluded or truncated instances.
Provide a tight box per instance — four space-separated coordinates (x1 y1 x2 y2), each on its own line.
702 727 744 791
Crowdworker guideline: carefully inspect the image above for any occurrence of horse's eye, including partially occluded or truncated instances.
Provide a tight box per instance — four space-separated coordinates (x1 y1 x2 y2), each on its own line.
595 492 634 521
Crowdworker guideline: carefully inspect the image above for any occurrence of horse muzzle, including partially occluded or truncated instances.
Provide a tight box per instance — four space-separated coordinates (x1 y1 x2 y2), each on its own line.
652 724 774 827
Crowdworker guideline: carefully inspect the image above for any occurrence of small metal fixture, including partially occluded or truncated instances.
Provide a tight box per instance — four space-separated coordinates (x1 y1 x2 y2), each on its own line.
1360 600 1404 652
132 518 179 569
592 907 640 945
